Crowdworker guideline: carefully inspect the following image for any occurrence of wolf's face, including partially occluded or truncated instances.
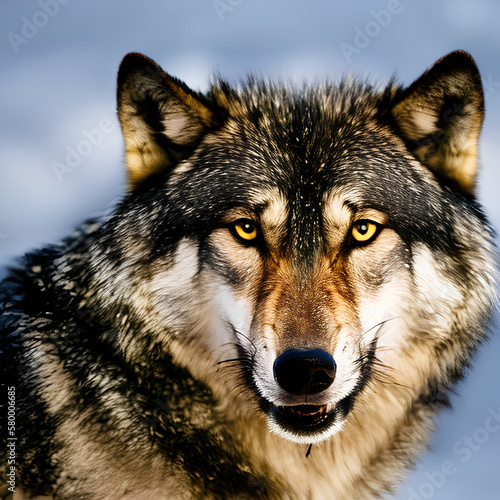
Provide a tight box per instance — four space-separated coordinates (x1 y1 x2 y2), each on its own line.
171 121 422 444
103 51 495 445
199 186 409 444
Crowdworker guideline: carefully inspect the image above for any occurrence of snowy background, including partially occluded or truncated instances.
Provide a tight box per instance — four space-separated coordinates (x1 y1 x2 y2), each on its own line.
1 1 499 498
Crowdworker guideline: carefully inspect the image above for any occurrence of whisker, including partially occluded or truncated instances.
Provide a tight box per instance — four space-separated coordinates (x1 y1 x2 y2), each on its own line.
368 354 414 391
361 317 400 343
233 329 258 359
217 357 248 365
221 319 257 357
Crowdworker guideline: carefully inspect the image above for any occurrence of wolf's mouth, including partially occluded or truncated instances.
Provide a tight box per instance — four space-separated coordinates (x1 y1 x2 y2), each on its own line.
260 392 361 443
267 401 342 438
278 403 334 427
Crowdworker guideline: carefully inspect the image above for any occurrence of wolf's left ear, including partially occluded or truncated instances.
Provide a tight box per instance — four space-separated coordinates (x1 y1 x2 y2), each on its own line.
117 53 225 189
390 51 484 195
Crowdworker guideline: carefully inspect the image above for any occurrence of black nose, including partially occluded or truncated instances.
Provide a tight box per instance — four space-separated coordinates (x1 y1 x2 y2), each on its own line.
273 349 336 395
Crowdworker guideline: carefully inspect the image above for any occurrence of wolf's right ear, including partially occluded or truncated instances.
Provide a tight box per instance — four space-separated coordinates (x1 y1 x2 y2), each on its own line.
117 53 225 189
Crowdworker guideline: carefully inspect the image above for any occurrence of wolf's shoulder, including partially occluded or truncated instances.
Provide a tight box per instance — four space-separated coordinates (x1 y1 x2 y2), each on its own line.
0 215 108 326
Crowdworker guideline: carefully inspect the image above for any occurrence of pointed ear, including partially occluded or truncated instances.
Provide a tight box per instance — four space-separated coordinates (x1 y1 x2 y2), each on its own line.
391 51 484 195
117 53 225 189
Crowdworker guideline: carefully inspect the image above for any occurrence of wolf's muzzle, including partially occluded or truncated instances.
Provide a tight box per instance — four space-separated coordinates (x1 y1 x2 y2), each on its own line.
273 349 336 396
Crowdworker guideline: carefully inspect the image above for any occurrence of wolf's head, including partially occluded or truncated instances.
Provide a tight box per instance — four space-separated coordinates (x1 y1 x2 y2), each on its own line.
94 51 496 445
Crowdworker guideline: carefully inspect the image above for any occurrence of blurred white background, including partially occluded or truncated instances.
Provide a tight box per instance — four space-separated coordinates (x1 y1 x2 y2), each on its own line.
1 1 499 498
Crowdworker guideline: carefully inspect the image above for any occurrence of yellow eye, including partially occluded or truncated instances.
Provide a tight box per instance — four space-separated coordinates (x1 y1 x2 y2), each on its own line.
351 221 379 243
232 220 259 243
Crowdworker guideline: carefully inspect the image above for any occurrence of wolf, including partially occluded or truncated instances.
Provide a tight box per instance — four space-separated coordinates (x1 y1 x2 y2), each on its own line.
0 50 497 499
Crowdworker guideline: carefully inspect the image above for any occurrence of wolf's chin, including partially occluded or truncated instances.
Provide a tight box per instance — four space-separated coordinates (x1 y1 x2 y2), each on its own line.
267 411 345 444
265 403 346 444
